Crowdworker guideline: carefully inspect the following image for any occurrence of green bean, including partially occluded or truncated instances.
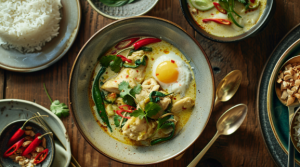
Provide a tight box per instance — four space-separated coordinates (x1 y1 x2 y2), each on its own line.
92 67 113 132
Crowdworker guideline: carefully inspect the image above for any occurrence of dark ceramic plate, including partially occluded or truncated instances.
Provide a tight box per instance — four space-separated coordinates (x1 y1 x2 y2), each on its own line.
0 120 55 167
258 24 300 166
179 0 275 42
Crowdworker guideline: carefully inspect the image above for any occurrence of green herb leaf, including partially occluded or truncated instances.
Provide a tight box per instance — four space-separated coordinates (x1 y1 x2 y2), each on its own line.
100 55 123 73
114 115 127 127
130 84 142 97
219 0 229 11
123 95 136 106
237 0 246 4
130 108 146 119
50 100 70 118
145 102 161 118
118 81 132 98
149 91 171 103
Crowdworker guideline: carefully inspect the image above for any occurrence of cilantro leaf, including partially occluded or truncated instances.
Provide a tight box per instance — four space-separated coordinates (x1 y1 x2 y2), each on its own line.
119 81 131 98
50 100 70 117
114 115 127 127
130 108 146 119
99 55 123 73
43 84 69 118
149 91 171 103
123 95 136 106
130 84 142 97
145 102 161 118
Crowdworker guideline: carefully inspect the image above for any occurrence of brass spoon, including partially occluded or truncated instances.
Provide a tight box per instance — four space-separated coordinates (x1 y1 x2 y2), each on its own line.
187 104 248 167
275 56 300 167
174 70 242 160
214 70 242 107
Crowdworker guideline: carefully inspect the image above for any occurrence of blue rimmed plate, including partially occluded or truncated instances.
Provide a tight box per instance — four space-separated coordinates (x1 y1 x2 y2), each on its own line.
258 24 300 166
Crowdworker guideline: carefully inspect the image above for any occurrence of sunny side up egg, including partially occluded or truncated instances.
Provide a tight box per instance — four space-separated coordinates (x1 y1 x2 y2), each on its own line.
152 52 193 97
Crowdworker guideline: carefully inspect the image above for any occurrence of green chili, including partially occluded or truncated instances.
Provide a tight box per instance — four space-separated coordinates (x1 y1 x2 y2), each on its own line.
150 123 175 145
92 67 113 132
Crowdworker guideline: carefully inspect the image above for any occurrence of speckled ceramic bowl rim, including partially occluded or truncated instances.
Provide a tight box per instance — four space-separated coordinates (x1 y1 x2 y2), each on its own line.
68 16 215 165
87 0 159 20
256 25 300 165
0 120 55 167
0 0 81 73
179 0 275 43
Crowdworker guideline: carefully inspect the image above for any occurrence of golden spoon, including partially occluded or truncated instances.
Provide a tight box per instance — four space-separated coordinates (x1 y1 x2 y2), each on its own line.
275 55 300 167
174 70 242 160
187 104 247 167
214 70 242 107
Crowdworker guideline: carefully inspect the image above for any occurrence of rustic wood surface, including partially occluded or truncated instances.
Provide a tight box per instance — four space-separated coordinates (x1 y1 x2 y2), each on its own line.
1 0 299 166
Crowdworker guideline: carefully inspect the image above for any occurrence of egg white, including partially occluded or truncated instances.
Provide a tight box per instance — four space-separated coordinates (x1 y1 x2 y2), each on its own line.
152 52 193 97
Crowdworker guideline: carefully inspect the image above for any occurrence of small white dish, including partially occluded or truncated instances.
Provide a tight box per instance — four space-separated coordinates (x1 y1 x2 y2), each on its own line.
0 99 71 167
0 0 81 72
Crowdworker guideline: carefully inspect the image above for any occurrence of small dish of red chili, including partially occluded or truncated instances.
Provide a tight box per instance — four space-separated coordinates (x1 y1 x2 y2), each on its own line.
0 120 55 167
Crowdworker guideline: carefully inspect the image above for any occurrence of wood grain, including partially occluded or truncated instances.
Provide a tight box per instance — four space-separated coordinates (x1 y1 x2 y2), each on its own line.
2 0 299 166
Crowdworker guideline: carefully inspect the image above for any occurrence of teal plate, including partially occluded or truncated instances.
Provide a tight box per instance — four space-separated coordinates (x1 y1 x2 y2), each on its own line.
258 23 300 166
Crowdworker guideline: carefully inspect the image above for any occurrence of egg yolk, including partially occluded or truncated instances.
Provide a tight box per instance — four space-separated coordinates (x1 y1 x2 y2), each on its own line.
155 61 179 83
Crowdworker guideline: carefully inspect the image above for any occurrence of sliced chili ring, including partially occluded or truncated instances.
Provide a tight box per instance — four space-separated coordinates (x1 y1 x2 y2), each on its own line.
202 18 231 25
213 2 227 14
116 110 131 119
34 148 49 164
116 55 132 63
118 105 135 112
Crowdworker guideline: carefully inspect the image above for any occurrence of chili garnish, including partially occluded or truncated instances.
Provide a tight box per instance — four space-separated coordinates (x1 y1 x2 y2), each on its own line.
117 38 161 55
116 55 132 63
33 148 49 164
7 115 48 147
116 110 131 119
202 18 231 25
115 37 140 50
213 2 227 14
250 0 255 3
3 138 25 157
115 105 135 119
22 132 52 156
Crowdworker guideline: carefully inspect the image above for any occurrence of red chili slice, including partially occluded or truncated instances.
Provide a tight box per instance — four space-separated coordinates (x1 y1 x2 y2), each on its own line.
118 105 135 111
116 55 132 63
115 38 140 50
116 110 131 119
250 0 255 3
33 148 49 164
213 2 227 14
3 138 25 157
133 38 162 50
202 18 231 25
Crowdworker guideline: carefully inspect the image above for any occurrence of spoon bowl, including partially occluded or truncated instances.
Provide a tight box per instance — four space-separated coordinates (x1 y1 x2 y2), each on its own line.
187 104 247 167
215 70 242 106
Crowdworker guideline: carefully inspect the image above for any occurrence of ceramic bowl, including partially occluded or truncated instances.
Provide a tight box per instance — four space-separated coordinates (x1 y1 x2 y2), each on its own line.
179 0 275 42
69 16 215 165
0 120 55 167
87 0 159 19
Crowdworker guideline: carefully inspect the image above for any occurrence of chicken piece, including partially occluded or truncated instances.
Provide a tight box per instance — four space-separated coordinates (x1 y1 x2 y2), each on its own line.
127 50 144 62
122 117 157 141
101 65 146 93
150 96 172 119
136 78 160 109
171 97 195 113
35 146 44 153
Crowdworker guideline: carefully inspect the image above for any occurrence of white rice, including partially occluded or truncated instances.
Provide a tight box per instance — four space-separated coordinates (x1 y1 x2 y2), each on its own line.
293 113 300 147
0 0 62 53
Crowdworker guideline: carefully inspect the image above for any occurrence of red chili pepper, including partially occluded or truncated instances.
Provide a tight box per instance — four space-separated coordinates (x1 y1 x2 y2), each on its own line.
213 2 227 14
202 18 231 25
133 38 161 50
116 55 132 63
250 0 255 3
115 37 140 50
3 138 25 157
118 105 135 112
22 132 52 156
7 115 48 147
34 133 41 139
33 148 49 164
116 110 131 119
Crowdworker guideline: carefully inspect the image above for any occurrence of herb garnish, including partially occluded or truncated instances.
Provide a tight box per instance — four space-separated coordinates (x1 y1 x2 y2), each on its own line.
219 0 244 28
100 55 123 73
149 91 172 103
130 102 161 123
43 83 69 118
118 81 142 106
150 115 176 145
114 115 127 127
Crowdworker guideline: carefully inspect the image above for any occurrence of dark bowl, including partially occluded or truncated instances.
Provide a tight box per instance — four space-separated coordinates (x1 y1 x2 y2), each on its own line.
0 120 55 167
179 0 275 42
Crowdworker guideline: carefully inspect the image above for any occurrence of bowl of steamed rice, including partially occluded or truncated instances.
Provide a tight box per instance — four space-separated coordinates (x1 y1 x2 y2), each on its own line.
0 0 81 72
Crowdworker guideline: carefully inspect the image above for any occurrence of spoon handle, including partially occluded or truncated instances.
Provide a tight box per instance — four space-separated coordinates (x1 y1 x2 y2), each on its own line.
288 137 295 167
187 131 221 167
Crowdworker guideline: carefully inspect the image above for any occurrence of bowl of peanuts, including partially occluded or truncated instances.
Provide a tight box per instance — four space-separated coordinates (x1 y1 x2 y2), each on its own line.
0 119 55 167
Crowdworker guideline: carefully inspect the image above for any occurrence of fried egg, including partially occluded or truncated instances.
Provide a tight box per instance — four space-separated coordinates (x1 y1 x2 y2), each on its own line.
152 52 193 97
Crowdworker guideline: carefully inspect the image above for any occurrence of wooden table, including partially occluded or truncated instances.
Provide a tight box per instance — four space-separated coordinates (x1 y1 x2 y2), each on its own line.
1 0 299 166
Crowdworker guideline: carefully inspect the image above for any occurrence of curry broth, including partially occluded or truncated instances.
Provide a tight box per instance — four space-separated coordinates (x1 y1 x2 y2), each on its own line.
89 39 196 146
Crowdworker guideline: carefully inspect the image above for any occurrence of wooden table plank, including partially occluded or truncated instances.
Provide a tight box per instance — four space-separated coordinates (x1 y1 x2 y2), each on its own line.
3 0 300 166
